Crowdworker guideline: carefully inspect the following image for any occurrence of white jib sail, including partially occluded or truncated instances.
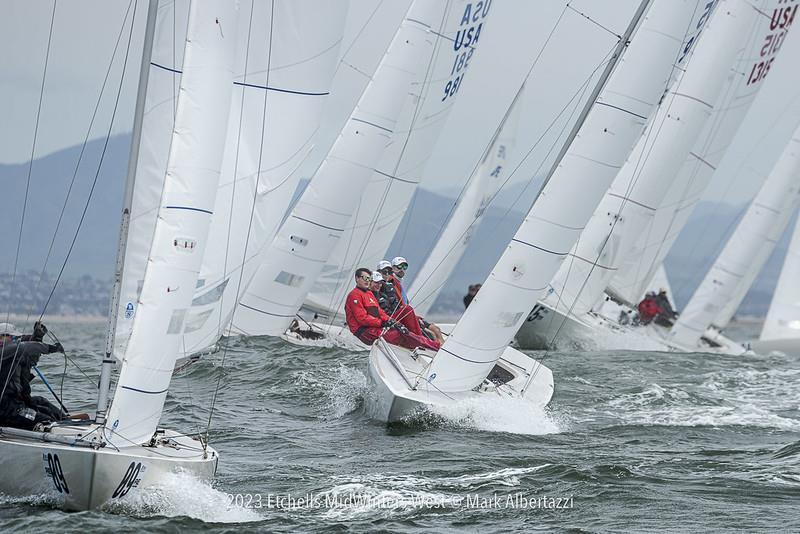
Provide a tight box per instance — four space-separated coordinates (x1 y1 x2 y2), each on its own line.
544 0 758 319
670 125 800 346
302 0 494 321
761 211 800 340
106 1 238 446
177 1 348 357
114 0 190 360
424 0 675 393
408 85 523 318
608 0 796 305
232 0 465 336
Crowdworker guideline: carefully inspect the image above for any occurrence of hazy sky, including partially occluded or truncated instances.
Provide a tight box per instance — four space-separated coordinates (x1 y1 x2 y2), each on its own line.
2 0 799 209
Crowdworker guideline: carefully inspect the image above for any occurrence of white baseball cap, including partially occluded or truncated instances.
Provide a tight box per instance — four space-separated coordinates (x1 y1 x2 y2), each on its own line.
377 260 392 271
371 271 384 282
391 256 408 267
0 323 22 336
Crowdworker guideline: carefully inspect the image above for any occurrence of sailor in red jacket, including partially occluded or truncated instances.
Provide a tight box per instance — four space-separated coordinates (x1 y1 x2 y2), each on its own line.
345 268 440 351
637 292 662 325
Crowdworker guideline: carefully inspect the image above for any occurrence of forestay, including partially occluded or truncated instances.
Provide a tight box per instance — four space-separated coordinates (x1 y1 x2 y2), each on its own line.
545 0 755 319
425 0 667 392
303 0 494 321
761 212 800 340
670 125 800 346
177 1 349 356
609 0 796 305
233 0 476 336
408 85 522 318
106 1 238 446
114 0 190 360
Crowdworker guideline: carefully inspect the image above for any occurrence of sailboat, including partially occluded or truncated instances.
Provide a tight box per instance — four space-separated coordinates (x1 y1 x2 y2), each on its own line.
516 0 793 352
0 0 237 510
667 123 800 353
368 0 681 422
751 208 800 356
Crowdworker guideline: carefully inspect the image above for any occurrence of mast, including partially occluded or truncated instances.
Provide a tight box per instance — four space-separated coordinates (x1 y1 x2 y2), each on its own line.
96 0 159 426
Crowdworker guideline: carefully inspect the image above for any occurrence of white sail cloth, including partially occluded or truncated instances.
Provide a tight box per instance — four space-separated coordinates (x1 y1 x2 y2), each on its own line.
408 86 522 317
175 1 348 356
107 1 238 446
425 0 689 392
545 0 761 319
670 126 800 346
761 212 800 340
608 0 796 305
114 0 190 360
233 0 479 336
302 0 494 321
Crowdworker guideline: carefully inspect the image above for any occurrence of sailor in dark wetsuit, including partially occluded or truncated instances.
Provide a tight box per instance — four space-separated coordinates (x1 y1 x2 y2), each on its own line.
0 322 65 430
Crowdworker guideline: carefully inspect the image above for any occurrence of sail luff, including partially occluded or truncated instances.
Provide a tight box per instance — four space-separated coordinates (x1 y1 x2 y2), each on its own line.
670 126 800 346
106 0 239 446
98 0 160 425
426 0 660 393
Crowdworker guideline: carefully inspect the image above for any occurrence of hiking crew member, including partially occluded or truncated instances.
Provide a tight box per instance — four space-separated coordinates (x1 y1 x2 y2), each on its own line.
0 322 65 430
389 257 445 344
344 268 440 351
637 293 662 325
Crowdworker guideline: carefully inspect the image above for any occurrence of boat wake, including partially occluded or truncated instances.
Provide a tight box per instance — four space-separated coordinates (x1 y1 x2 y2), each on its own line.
417 395 563 435
102 471 262 523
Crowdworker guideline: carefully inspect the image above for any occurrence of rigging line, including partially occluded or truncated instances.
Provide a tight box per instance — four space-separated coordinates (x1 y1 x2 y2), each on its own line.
6 0 57 331
319 0 455 325
566 3 622 39
37 0 139 320
333 0 387 77
27 0 135 328
207 0 276 442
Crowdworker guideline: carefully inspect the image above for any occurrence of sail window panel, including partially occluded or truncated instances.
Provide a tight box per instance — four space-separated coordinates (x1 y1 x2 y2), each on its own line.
275 271 305 288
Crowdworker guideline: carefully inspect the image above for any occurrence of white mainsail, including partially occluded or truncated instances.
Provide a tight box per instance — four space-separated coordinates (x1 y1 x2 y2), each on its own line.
232 0 479 336
408 85 522 318
106 1 238 446
545 0 762 319
670 125 800 346
760 212 800 340
176 1 349 356
302 0 494 320
424 0 678 392
608 0 796 305
114 0 190 359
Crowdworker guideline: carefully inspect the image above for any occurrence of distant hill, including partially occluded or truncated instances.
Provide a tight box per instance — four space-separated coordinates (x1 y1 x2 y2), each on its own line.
1 136 791 318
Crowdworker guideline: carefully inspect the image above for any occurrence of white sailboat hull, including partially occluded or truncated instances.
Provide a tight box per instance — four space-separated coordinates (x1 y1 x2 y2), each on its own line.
366 339 554 424
515 301 600 350
0 425 217 510
282 323 369 351
749 337 800 357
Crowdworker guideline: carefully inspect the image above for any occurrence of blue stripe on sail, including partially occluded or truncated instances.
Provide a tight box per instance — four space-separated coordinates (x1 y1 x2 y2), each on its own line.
121 385 169 395
438 347 492 365
351 117 393 134
151 62 182 74
233 81 329 96
165 205 213 215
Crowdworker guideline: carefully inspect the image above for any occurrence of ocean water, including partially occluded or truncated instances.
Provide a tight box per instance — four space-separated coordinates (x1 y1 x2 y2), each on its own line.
1 321 798 532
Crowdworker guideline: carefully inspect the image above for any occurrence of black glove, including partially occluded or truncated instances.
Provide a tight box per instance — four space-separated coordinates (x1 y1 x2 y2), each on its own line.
397 324 409 335
33 321 48 342
48 343 64 354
